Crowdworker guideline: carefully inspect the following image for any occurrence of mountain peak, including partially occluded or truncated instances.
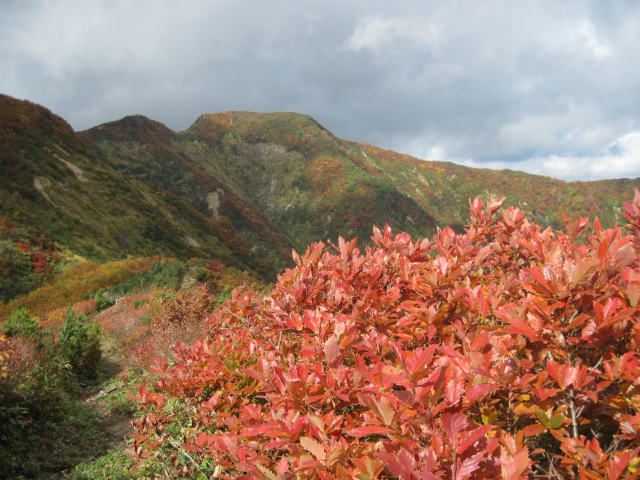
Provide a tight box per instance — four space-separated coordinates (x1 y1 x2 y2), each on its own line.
0 94 76 140
83 114 176 143
186 110 335 151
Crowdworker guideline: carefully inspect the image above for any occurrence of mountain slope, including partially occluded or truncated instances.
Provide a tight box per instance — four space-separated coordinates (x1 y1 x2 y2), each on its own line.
88 109 637 253
82 114 294 272
178 111 639 239
0 95 278 282
2 94 640 304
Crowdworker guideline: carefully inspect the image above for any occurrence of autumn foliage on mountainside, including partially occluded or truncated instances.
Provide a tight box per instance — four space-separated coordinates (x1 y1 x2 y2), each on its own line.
133 192 640 479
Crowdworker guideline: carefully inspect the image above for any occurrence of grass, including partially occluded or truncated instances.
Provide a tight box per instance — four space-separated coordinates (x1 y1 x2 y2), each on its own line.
70 449 136 480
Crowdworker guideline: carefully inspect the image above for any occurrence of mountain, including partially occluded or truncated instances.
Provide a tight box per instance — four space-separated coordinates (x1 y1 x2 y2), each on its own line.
87 109 639 249
0 95 279 296
2 93 639 301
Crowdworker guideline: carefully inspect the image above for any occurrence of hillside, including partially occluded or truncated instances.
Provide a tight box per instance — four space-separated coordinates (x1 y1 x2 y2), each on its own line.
2 93 640 303
3 93 640 478
88 109 639 252
0 95 280 302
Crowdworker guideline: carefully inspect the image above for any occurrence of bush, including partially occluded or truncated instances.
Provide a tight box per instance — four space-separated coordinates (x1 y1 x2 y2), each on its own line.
92 291 116 311
58 308 102 379
0 306 105 476
0 241 37 302
109 259 186 296
2 306 41 338
133 192 640 479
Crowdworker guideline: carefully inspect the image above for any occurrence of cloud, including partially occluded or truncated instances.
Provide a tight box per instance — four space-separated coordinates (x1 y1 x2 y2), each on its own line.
460 130 640 180
1 0 639 181
346 16 442 54
579 20 612 59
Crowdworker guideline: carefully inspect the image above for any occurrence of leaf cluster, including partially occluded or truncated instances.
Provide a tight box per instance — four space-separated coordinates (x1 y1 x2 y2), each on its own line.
131 192 640 479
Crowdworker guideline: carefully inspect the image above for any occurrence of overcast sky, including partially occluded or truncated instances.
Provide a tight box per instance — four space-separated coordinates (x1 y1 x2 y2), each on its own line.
1 0 639 181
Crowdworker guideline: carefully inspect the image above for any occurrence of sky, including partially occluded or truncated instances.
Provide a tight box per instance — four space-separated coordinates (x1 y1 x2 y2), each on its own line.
1 0 639 181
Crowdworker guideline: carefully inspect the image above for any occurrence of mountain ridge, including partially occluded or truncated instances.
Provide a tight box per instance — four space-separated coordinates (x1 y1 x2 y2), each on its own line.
2 93 639 302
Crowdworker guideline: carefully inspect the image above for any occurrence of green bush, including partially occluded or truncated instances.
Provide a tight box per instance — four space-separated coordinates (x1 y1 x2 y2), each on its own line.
92 291 116 311
0 241 37 303
58 308 102 379
0 306 107 476
108 259 186 295
3 306 41 338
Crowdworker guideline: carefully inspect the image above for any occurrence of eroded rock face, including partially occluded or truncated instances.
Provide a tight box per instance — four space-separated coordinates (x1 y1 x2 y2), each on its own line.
182 235 200 248
206 189 224 219
33 176 55 205
55 155 88 183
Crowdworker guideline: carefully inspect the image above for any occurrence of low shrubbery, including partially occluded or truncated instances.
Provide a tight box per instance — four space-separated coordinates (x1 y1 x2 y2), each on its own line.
58 308 102 380
0 252 262 476
107 259 187 296
130 284 216 369
132 193 640 479
0 307 104 475
2 306 41 338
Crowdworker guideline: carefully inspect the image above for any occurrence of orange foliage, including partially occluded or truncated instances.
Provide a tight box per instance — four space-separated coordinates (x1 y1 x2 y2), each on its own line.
134 192 640 479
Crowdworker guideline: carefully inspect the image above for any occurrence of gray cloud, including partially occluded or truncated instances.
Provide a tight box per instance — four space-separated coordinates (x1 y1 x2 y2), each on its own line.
1 0 639 180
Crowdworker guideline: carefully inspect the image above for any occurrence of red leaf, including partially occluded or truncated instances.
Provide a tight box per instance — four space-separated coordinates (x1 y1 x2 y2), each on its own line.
347 425 394 438
323 335 340 365
523 424 546 436
300 436 325 462
466 383 498 403
441 412 469 448
445 379 464 405
458 425 494 455
277 456 289 474
457 452 485 480
378 449 415 480
500 449 530 480
606 451 633 480
195 432 209 448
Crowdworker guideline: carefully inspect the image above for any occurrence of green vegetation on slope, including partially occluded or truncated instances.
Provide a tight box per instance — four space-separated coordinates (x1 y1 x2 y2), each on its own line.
0 95 286 303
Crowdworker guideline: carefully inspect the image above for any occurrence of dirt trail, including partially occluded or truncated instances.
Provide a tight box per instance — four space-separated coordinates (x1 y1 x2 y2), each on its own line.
86 390 135 453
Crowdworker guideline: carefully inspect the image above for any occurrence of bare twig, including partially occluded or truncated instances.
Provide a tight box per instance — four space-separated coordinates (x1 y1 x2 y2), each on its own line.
593 355 604 371
543 452 565 480
568 387 579 438
168 438 196 466
563 346 580 438
90 386 118 402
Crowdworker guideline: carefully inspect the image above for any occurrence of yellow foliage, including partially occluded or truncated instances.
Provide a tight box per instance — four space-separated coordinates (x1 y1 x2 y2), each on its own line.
0 333 10 379
0 257 156 320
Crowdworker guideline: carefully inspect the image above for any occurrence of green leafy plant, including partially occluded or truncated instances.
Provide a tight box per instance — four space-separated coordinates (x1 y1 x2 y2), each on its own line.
71 449 136 480
3 306 41 338
92 291 116 311
58 308 102 379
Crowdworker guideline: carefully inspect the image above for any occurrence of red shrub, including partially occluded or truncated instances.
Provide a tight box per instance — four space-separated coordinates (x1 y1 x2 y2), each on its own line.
72 299 98 315
130 285 214 369
133 193 640 479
